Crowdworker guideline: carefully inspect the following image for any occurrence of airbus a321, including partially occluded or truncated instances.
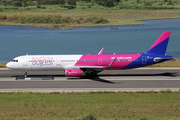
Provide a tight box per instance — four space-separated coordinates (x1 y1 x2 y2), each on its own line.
6 32 173 77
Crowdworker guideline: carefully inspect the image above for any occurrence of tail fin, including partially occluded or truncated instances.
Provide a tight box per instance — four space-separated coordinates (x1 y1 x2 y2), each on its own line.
145 32 171 55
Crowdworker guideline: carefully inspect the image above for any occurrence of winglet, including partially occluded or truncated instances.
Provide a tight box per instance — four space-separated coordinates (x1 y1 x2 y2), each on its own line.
98 47 105 55
145 32 171 55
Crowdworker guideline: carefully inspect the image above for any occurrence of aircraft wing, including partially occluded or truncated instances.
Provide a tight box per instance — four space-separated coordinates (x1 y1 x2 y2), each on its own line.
79 66 105 69
63 65 105 70
78 57 117 69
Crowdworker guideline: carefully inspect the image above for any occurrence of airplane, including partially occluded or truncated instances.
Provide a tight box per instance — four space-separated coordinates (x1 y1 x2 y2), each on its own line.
6 32 173 77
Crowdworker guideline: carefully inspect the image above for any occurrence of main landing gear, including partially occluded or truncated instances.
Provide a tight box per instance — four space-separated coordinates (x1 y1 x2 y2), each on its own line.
24 71 28 78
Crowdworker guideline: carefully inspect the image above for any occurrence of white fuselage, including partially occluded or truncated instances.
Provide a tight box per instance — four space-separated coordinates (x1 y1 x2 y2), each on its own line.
6 55 82 70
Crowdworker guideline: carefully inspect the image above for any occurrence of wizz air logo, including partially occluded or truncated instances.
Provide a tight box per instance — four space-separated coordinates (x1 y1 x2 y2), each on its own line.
32 57 54 66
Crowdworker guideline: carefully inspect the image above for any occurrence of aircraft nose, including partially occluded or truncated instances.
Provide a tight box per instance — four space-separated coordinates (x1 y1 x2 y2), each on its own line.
6 62 13 69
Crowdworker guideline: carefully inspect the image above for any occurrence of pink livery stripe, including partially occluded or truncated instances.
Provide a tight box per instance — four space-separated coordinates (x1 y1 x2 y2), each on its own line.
74 54 141 70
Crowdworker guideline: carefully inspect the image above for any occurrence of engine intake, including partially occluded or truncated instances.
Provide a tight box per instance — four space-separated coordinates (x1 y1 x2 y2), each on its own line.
65 69 84 77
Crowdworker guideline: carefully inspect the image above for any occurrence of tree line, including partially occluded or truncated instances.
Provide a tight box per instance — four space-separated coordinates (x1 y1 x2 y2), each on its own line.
0 0 178 8
0 0 76 7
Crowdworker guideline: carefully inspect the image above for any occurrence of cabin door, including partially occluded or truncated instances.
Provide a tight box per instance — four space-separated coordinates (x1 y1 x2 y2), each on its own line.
142 56 147 64
23 57 28 66
98 58 102 65
56 57 61 66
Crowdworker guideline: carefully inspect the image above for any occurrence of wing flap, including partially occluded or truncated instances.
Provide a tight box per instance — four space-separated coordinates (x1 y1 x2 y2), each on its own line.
79 66 105 69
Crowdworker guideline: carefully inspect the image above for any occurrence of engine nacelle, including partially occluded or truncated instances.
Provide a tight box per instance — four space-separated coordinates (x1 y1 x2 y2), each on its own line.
65 69 84 77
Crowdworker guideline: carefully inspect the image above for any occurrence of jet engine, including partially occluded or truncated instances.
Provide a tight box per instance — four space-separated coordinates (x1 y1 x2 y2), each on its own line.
65 69 84 77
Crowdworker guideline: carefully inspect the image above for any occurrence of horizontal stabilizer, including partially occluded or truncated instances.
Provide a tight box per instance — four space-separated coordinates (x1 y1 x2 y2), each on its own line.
154 57 173 62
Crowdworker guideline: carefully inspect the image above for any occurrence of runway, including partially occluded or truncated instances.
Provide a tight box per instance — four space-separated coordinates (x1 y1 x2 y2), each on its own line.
0 68 180 92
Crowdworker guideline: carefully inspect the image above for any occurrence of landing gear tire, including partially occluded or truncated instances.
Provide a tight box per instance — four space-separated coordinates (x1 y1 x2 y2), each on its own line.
24 71 28 78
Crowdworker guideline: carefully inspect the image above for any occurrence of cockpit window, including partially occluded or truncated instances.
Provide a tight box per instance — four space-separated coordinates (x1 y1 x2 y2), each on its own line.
11 60 18 62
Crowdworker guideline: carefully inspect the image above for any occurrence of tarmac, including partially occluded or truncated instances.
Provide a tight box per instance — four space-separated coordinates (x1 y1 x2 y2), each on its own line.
0 68 180 92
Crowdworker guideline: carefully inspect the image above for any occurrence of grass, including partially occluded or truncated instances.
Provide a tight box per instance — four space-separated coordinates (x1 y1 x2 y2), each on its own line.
1 9 180 29
0 91 180 119
0 63 6 68
1 0 180 30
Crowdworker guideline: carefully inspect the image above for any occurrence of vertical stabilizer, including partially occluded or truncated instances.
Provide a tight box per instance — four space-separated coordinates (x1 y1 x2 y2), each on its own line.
145 32 171 55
